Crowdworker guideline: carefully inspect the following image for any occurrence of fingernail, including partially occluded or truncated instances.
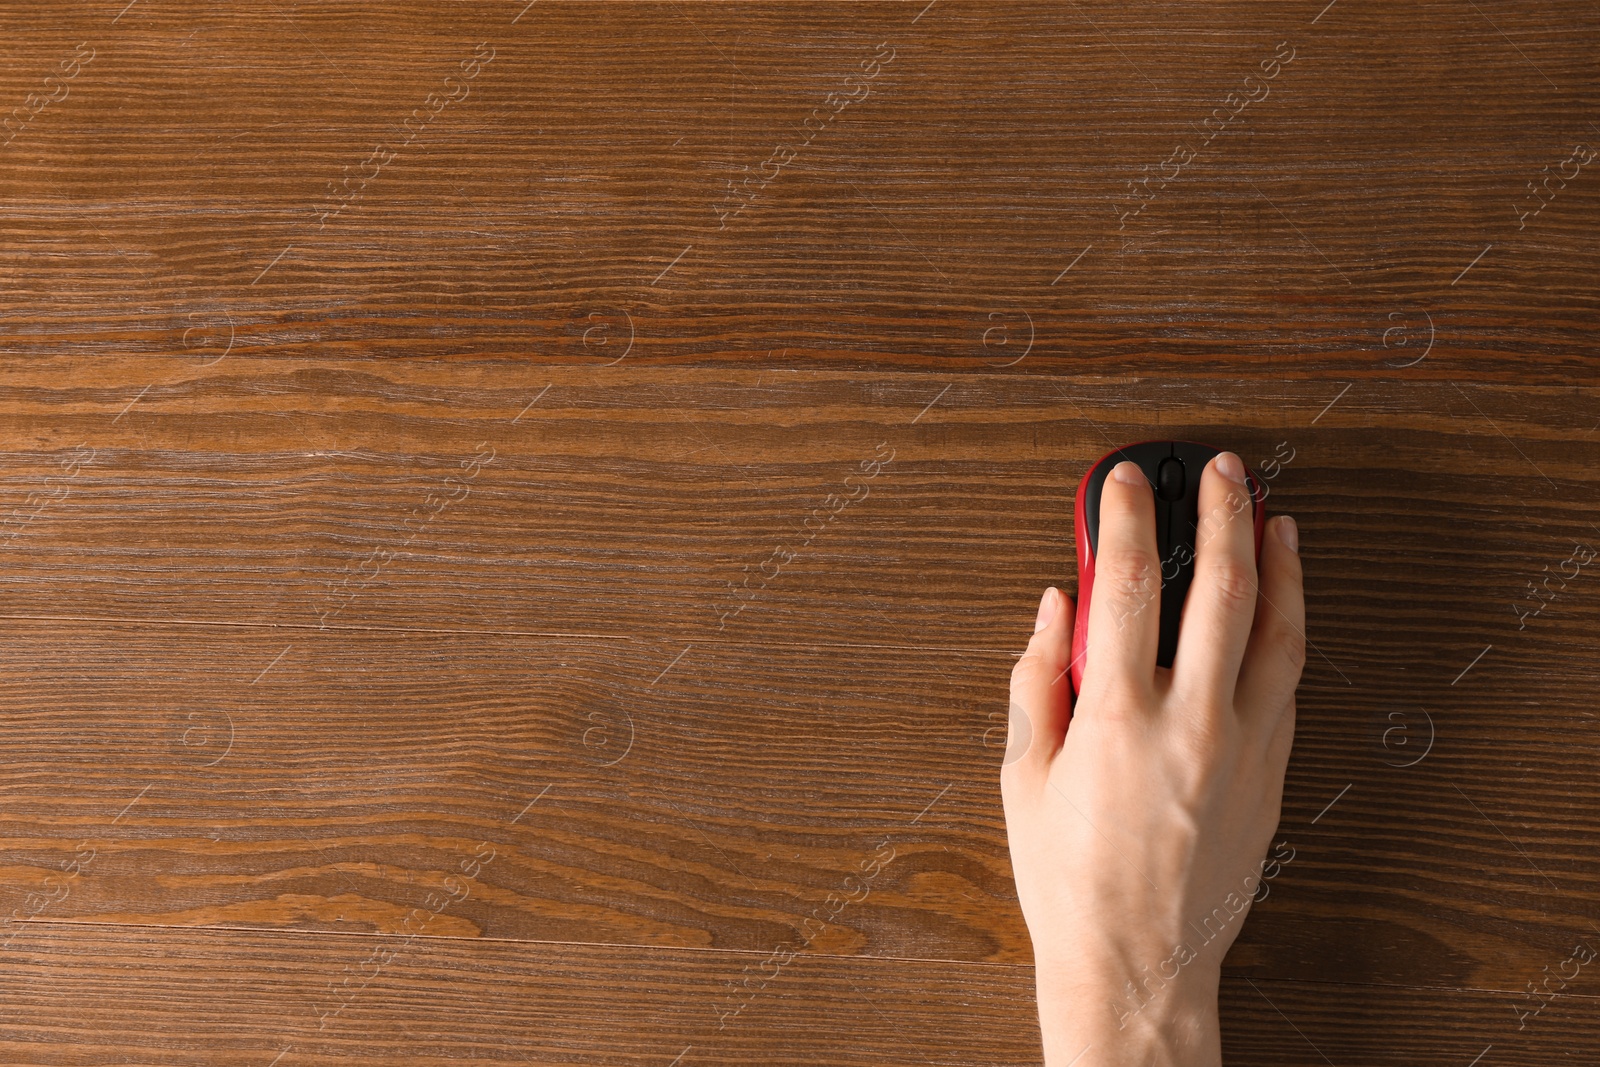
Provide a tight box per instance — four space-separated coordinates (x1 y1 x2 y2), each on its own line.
1034 586 1059 632
1277 515 1298 553
1215 451 1247 484
1111 460 1145 487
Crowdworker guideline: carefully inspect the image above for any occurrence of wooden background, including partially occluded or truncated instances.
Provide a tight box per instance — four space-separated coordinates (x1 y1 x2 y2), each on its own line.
0 1 1597 1063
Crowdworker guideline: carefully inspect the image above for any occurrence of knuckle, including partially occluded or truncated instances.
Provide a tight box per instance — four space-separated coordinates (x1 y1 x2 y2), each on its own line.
1275 623 1308 675
1100 681 1152 713
1206 559 1259 609
1080 663 1153 710
1009 645 1048 688
1099 549 1161 603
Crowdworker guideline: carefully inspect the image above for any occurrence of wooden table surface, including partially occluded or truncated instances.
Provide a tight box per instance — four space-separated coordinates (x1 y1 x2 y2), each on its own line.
1 1 1596 1063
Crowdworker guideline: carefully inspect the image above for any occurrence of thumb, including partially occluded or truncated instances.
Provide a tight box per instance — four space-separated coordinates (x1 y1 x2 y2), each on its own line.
1004 586 1076 775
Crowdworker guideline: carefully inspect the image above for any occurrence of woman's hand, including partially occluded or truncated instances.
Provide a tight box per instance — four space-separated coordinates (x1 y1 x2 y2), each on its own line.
1002 452 1305 1067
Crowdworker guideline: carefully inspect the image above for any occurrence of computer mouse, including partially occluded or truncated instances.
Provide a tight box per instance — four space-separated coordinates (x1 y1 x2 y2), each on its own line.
1069 440 1267 697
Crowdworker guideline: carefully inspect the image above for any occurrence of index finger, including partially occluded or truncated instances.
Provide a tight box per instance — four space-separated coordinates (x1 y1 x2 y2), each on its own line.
1081 460 1163 700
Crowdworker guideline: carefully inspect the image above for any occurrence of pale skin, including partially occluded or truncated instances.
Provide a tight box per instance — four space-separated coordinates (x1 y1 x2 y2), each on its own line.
1003 452 1306 1067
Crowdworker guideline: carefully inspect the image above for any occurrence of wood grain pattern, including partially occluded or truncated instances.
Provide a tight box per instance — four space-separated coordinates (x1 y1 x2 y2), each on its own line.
0 0 1596 1061
0 368 1594 651
0 611 1595 992
0 924 1596 1066
2 4 1597 375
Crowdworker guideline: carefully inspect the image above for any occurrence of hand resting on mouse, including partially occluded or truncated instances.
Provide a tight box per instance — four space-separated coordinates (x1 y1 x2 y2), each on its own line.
1002 451 1306 1067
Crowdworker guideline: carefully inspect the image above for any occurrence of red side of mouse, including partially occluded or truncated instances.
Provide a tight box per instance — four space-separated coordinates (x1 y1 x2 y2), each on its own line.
1069 442 1267 702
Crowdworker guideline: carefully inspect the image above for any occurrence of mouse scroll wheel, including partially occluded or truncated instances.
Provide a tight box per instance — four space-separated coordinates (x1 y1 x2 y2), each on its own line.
1156 457 1186 502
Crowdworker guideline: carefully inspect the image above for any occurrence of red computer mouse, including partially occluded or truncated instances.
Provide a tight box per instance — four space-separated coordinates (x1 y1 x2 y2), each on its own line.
1070 440 1267 698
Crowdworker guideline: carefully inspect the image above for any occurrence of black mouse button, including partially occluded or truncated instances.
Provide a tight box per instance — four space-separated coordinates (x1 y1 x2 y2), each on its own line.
1155 456 1185 502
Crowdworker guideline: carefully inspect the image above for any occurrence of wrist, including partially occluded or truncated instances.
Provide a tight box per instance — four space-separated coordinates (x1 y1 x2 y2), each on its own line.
1033 952 1222 1067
